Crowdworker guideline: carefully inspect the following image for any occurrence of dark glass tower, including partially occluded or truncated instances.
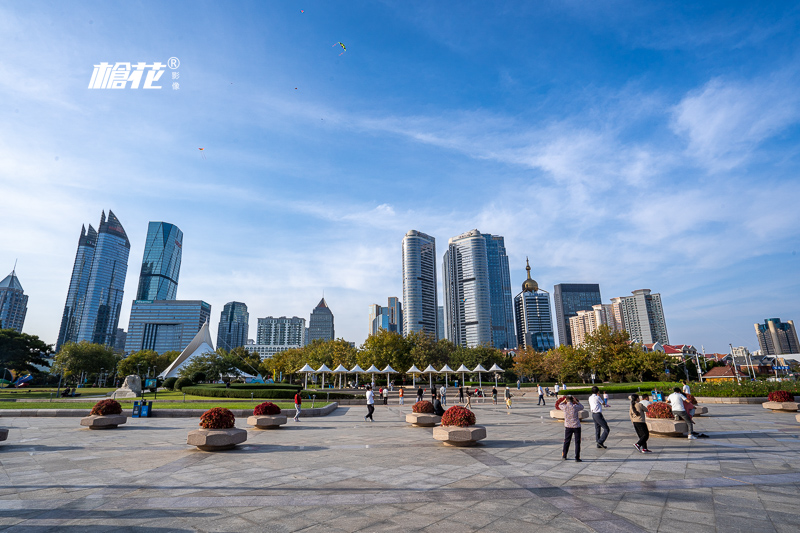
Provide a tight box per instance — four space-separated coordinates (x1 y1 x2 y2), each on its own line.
483 234 516 350
57 224 98 351
553 283 602 347
308 298 334 342
0 268 28 332
136 222 183 301
217 301 249 351
514 259 555 351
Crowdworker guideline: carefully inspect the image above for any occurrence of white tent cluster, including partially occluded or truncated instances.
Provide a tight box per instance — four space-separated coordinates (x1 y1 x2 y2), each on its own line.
296 363 504 389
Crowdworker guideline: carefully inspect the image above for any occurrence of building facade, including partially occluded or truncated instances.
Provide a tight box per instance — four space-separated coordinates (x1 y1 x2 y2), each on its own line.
755 318 799 355
368 297 403 337
553 283 602 347
437 306 444 341
483 234 516 349
617 289 669 345
136 221 183 301
402 230 438 338
58 211 130 350
124 300 211 355
0 268 28 332
217 301 249 351
257 316 306 346
513 259 555 351
308 298 334 342
568 303 619 346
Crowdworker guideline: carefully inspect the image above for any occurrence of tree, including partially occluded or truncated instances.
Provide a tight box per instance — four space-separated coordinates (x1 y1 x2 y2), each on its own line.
116 350 174 378
0 328 52 376
359 330 410 374
513 347 544 382
177 350 239 382
52 342 120 383
582 326 637 381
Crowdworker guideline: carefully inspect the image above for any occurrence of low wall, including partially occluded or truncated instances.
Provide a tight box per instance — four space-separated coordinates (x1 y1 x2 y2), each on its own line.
0 402 339 418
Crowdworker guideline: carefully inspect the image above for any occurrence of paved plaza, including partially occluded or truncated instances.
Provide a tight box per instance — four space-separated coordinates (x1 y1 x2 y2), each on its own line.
1 400 800 532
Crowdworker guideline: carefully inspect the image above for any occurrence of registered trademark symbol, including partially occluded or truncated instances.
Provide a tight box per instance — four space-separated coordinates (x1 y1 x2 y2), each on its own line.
168 57 180 69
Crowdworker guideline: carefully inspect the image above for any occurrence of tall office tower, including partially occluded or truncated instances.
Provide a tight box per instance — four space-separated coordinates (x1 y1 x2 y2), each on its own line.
513 259 555 351
216 301 249 351
125 300 211 354
113 328 127 353
553 283 602 346
568 304 618 346
617 289 669 345
58 211 130 350
57 224 98 351
402 230 438 338
308 298 334 342
0 268 28 332
136 222 183 301
443 229 515 348
368 298 403 337
755 318 799 355
251 316 307 358
437 306 444 341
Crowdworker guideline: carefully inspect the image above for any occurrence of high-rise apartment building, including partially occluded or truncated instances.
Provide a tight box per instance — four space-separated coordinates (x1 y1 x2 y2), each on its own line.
217 301 249 351
0 268 28 332
568 304 619 346
136 222 183 301
553 284 602 347
617 289 669 345
755 318 799 355
308 298 334 342
402 230 438 338
368 297 403 337
513 259 555 351
437 306 444 341
124 300 211 354
443 229 515 348
57 211 130 350
249 316 307 358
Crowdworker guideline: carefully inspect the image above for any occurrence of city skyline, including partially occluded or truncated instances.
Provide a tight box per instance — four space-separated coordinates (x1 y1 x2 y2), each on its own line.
2 2 799 354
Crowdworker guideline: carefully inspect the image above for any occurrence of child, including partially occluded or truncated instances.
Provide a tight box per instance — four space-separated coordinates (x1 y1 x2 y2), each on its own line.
398 387 404 405
603 391 609 407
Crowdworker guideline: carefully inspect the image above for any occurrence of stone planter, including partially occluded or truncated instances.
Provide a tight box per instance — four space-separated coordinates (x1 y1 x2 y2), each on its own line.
762 401 799 412
80 414 127 429
796 414 800 424
549 409 589 421
406 412 441 427
693 406 709 416
187 428 247 451
247 414 287 429
432 425 486 447
0 428 8 442
646 418 689 437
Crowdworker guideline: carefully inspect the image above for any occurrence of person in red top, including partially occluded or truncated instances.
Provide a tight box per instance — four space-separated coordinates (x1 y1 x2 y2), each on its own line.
293 391 302 422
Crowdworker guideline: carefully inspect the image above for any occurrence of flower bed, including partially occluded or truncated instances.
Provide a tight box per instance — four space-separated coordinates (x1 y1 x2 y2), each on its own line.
768 391 794 403
90 399 122 416
190 407 246 450
200 407 236 429
253 402 281 416
646 402 673 419
412 400 434 414
554 396 567 410
82 399 126 429
441 406 476 427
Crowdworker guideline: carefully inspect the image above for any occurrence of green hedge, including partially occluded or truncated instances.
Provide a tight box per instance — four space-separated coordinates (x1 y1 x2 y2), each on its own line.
557 382 681 395
182 386 362 400
692 381 800 397
202 383 302 391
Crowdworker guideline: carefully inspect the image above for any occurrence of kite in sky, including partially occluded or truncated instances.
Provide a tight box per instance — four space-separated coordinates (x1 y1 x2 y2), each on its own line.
333 42 346 56
198 148 206 160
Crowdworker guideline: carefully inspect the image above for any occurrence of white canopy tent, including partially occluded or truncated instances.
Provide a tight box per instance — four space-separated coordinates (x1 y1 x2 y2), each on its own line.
382 365 396 387
407 365 422 387
350 364 365 387
473 364 487 389
316 364 332 389
298 364 315 390
333 364 348 389
456 364 470 387
365 365 381 386
423 365 438 389
488 363 504 388
439 364 454 386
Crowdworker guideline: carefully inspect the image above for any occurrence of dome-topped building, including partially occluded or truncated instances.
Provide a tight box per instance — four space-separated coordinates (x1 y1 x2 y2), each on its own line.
521 258 539 293
514 259 555 351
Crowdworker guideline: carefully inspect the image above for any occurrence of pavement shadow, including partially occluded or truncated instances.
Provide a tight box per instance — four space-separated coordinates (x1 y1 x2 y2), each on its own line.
0 445 85 452
214 444 328 453
4 509 213 520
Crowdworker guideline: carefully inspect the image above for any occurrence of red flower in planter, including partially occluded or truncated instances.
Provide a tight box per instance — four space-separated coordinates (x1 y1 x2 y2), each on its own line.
440 406 476 427
412 400 434 413
685 394 698 405
253 402 281 416
646 402 673 419
200 407 236 429
91 399 122 416
769 390 794 403
555 396 567 410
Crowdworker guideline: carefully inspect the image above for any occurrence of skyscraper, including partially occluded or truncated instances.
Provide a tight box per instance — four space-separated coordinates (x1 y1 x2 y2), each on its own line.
402 230 438 338
217 301 249 351
553 283 602 347
617 289 669 345
125 300 211 354
136 222 183 301
443 229 515 348
308 298 334 342
569 304 619 346
249 316 307 358
755 318 799 355
437 306 444 341
0 268 28 332
58 211 130 350
513 259 555 351
368 297 403 337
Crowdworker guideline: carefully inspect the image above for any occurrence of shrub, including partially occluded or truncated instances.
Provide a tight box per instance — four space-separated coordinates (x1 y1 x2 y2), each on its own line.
191 372 207 384
646 402 673 419
174 377 193 391
412 400 434 413
91 399 122 416
199 407 235 429
181 386 360 400
441 406 476 427
686 394 698 405
555 396 567 410
163 377 178 391
769 390 794 403
254 402 281 416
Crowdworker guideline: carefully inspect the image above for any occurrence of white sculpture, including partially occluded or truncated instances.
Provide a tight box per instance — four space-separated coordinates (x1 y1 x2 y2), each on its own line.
114 375 142 398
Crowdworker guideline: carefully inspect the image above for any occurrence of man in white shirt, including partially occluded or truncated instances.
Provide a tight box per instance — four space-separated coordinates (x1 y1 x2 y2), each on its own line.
668 387 695 439
537 384 545 405
589 386 610 448
554 383 560 396
365 386 375 422
639 394 652 408
682 381 691 396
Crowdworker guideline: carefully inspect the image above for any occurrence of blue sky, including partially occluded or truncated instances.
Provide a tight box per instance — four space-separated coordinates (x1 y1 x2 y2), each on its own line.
1 1 799 353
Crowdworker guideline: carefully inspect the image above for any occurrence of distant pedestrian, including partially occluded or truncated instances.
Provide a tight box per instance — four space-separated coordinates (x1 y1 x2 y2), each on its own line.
433 395 445 416
629 393 651 453
561 395 583 462
682 381 691 396
399 387 404 405
589 387 609 449
440 385 447 406
465 390 472 409
639 394 652 409
492 386 498 405
603 391 609 407
668 387 696 440
537 384 546 406
517 379 521 390
382 387 388 405
504 386 512 412
417 386 424 402
554 383 560 395
431 388 437 402
365 386 375 422
459 385 465 403
293 391 302 422
562 382 567 391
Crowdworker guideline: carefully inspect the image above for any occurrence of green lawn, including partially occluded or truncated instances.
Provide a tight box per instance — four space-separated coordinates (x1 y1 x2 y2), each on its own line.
0 389 277 402
0 401 328 410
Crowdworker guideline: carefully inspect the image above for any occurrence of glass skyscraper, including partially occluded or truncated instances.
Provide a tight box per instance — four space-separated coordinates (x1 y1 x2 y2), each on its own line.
217 301 249 351
58 211 130 350
308 298 334 342
483 234 516 350
125 300 211 354
136 221 183 301
553 283 602 347
514 260 555 351
402 230 438 338
368 297 403 337
0 268 28 332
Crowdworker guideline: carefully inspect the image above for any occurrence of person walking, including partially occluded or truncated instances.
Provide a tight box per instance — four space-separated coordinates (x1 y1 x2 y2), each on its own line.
561 395 583 462
517 379 521 390
431 387 437 402
458 385 465 403
398 387 404 405
491 386 498 405
440 385 447 406
682 380 691 396
629 393 652 453
589 386 610 448
465 390 472 409
668 387 696 439
293 390 302 422
417 385 424 402
603 391 610 407
504 386 512 413
537 384 546 406
554 382 560 396
365 385 375 422
383 387 388 405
